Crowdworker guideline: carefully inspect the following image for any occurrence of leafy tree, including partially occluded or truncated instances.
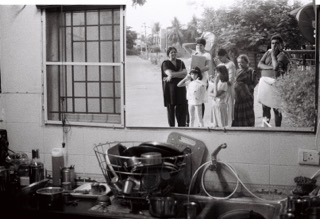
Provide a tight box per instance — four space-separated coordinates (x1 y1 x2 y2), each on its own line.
199 0 308 52
132 0 147 7
126 27 138 49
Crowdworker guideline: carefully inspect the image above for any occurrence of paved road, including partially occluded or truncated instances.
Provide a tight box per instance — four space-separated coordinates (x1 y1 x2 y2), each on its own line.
126 55 276 128
126 55 168 127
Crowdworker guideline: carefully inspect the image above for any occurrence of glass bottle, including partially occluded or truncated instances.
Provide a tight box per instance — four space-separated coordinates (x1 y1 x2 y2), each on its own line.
29 149 44 184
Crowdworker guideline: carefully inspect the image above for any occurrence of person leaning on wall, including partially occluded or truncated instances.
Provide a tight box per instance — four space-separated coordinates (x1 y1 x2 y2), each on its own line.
257 34 291 127
161 46 188 127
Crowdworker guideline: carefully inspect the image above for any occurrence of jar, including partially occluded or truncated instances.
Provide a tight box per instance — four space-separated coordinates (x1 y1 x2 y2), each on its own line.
18 163 30 187
61 167 75 188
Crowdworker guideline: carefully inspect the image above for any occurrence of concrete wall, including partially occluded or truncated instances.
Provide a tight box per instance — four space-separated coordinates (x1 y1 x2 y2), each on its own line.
0 5 319 195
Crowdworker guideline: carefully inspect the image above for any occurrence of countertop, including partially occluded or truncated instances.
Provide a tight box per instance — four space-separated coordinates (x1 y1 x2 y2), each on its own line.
0 191 193 219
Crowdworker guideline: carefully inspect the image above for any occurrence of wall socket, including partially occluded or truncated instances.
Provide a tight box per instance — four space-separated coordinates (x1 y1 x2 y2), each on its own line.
298 149 320 165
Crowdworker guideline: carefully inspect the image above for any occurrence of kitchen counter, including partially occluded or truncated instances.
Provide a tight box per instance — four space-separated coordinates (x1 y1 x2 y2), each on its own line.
0 191 192 219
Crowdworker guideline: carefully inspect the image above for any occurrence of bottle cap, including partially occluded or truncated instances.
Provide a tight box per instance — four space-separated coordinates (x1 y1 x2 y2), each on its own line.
52 148 64 157
32 149 39 158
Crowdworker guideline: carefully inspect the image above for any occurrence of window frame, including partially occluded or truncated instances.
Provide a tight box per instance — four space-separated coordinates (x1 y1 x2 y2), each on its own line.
41 5 126 128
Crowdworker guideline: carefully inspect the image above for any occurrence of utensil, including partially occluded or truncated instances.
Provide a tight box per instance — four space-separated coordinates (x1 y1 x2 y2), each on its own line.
149 196 178 218
36 187 64 210
167 132 207 193
123 142 183 157
141 152 162 166
0 166 9 193
106 143 126 183
20 178 49 196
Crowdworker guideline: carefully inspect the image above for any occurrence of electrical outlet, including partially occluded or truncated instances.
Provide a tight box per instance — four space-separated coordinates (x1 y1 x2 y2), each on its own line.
298 149 320 165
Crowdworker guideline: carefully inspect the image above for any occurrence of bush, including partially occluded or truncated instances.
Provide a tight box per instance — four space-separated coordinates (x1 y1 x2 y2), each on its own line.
149 46 161 53
126 48 140 56
274 68 316 127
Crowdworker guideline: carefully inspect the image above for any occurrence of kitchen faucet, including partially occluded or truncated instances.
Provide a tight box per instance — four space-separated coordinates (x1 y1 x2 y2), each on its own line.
210 143 227 170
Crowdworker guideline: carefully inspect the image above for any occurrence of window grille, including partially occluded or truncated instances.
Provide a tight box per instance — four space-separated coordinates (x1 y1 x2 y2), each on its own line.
42 6 124 126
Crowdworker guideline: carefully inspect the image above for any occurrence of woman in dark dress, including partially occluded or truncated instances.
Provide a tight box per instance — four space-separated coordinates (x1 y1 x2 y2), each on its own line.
161 47 188 127
232 54 257 127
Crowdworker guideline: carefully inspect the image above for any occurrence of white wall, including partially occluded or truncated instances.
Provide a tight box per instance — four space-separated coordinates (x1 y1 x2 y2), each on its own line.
0 5 319 193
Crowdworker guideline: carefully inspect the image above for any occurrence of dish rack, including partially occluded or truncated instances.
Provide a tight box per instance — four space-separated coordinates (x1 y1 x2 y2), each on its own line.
94 141 191 203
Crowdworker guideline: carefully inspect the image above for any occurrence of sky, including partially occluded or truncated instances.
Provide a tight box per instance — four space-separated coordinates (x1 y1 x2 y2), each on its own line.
126 0 313 34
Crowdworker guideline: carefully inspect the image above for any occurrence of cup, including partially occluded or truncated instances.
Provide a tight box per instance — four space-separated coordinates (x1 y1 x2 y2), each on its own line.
62 182 72 191
185 202 198 219
123 178 135 194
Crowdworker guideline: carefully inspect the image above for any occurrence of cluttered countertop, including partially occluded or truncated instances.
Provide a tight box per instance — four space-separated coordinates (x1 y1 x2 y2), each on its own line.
1 180 200 219
1 136 204 219
2 135 320 219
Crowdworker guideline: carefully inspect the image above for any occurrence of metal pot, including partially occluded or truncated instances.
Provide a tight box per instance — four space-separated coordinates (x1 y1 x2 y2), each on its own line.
36 187 64 210
141 152 162 166
149 196 178 218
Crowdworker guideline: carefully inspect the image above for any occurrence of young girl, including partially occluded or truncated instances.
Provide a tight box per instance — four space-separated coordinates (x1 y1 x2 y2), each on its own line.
209 65 229 128
177 67 206 127
232 54 258 126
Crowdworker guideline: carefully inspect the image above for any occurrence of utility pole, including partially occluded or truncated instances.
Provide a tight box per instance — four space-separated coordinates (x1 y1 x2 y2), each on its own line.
141 23 150 57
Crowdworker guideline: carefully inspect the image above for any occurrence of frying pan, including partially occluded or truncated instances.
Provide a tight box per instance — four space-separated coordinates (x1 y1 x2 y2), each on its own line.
122 141 183 157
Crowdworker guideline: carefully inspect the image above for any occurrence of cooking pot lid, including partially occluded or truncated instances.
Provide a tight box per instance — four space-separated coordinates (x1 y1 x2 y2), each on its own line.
36 187 64 195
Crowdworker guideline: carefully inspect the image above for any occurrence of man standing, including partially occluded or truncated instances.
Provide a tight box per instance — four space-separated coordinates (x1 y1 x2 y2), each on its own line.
257 34 291 127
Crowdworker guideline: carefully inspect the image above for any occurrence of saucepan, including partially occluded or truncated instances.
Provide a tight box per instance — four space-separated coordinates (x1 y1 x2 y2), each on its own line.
36 187 64 210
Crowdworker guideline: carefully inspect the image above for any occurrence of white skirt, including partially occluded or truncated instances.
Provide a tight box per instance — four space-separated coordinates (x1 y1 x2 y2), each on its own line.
257 77 282 109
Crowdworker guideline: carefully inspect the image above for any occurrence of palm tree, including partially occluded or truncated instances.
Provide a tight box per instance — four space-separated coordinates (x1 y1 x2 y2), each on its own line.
167 17 184 46
186 16 199 42
152 22 161 46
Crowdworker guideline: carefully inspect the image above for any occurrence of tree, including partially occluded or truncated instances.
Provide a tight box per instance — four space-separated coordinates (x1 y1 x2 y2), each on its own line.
167 17 184 46
185 16 199 43
199 0 308 51
132 0 147 7
126 27 138 49
152 22 161 45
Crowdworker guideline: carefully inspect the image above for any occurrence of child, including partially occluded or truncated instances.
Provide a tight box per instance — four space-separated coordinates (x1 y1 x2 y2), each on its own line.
232 54 257 126
177 67 206 127
209 65 229 128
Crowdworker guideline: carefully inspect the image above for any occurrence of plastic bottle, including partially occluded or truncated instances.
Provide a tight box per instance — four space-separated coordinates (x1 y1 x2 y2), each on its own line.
29 149 44 184
51 148 64 186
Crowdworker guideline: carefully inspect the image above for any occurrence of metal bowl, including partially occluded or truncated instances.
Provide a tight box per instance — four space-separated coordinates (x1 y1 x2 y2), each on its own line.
36 187 64 210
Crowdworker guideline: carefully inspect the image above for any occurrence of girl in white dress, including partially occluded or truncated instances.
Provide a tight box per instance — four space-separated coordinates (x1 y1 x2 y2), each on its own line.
209 65 230 128
178 67 206 127
214 48 236 127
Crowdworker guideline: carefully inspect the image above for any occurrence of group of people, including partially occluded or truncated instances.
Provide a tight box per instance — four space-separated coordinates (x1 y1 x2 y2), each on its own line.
161 34 291 128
